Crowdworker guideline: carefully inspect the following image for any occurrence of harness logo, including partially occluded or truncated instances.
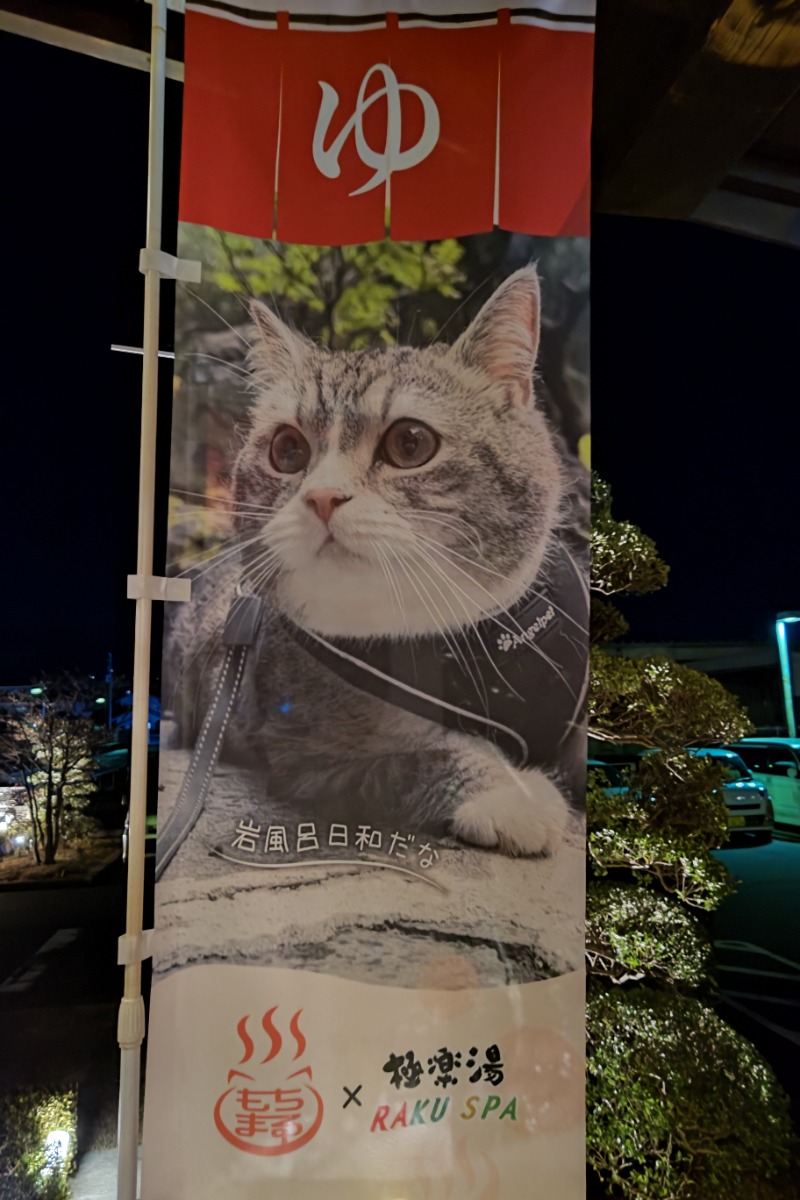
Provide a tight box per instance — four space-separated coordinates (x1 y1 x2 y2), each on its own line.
497 605 556 653
312 63 440 197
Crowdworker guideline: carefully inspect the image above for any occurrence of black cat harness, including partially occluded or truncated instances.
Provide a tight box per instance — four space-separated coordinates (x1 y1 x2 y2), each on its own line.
155 540 588 880
284 539 588 768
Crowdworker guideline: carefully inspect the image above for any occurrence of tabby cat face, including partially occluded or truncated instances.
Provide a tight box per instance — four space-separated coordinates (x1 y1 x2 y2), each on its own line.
232 267 562 638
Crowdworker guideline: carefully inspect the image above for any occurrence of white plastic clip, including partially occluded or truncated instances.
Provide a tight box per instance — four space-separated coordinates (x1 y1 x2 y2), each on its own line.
118 930 155 966
127 575 192 602
139 247 202 283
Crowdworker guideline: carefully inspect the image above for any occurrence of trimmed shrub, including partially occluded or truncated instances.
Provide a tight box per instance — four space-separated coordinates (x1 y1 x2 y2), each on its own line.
587 987 793 1200
0 1086 76 1200
586 881 714 989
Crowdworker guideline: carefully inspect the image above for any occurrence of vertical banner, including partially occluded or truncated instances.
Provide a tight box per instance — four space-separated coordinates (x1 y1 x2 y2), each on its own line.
143 3 593 1196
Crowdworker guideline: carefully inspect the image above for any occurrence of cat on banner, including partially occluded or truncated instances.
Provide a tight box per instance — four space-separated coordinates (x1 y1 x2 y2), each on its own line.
142 3 593 1197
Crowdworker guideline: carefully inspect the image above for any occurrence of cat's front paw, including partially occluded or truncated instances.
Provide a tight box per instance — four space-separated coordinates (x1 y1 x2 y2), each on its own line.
452 770 570 857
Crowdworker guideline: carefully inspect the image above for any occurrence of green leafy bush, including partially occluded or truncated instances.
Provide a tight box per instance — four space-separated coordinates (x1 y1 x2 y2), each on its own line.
586 477 793 1197
587 988 792 1199
0 1086 76 1200
586 882 714 988
590 474 669 599
589 652 753 750
587 752 736 909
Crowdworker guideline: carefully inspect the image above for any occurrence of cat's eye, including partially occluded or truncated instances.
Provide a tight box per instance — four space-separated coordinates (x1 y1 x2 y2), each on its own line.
378 419 439 469
269 425 311 474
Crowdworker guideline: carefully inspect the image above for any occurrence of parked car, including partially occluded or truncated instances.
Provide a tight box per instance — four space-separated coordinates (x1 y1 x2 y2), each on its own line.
589 749 773 845
725 738 800 830
587 758 628 792
689 747 773 844
121 805 158 863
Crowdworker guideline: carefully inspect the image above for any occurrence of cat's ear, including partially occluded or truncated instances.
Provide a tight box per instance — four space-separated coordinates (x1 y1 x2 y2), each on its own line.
450 267 540 406
249 299 308 381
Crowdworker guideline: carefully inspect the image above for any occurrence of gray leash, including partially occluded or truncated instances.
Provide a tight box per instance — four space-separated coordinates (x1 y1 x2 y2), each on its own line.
154 593 263 882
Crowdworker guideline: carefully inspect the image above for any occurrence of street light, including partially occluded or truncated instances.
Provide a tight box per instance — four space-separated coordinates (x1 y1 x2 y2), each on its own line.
775 612 800 737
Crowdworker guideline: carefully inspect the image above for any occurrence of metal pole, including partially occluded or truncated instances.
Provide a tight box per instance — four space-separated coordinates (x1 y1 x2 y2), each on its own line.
116 0 168 1196
776 619 797 738
0 10 184 81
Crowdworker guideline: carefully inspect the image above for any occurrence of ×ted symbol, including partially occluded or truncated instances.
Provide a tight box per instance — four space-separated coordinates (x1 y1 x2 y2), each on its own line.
343 1084 363 1109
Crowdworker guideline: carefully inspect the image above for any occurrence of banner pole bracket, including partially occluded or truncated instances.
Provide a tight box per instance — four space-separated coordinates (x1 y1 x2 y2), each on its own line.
145 0 185 12
118 930 155 966
139 247 202 282
127 575 192 602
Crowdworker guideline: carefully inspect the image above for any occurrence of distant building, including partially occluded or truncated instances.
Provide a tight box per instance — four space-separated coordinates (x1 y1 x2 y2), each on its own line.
604 642 800 735
0 684 41 713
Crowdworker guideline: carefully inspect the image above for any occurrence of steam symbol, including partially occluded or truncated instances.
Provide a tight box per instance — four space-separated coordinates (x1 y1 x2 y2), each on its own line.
236 1007 307 1065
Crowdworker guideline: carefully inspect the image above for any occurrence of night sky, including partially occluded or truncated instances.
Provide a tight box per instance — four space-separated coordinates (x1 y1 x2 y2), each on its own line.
591 216 799 646
2 29 799 685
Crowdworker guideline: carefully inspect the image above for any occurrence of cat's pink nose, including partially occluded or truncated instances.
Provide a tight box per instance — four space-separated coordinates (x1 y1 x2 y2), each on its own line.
305 488 351 525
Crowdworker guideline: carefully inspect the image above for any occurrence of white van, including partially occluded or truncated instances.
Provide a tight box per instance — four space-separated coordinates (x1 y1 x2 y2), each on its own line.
727 738 800 829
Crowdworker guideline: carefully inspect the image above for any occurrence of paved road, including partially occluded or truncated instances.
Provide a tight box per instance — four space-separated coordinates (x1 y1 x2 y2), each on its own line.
0 837 797 1175
0 858 154 1162
0 880 125 1000
0 859 155 1007
713 833 800 1111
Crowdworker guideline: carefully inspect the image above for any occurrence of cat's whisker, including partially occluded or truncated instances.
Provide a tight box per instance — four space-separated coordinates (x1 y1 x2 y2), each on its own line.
171 529 276 580
407 506 482 535
408 510 485 555
392 555 435 634
401 547 491 715
415 537 572 692
413 533 524 628
170 489 283 517
414 533 531 636
245 564 281 597
171 543 258 583
240 532 293 570
410 543 498 649
393 555 488 713
224 512 279 524
559 543 591 608
418 532 588 636
179 282 252 349
370 540 409 637
184 352 251 379
414 531 512 588
170 489 226 505
393 557 466 681
169 541 233 574
240 543 282 575
407 507 482 533
170 526 291 625
224 502 283 517
409 545 520 705
213 534 286 586
228 499 283 513
241 552 284 596
384 555 412 641
374 550 405 632
427 273 495 346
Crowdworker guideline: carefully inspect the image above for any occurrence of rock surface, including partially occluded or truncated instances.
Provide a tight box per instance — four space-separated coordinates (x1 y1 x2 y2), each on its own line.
153 751 585 989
